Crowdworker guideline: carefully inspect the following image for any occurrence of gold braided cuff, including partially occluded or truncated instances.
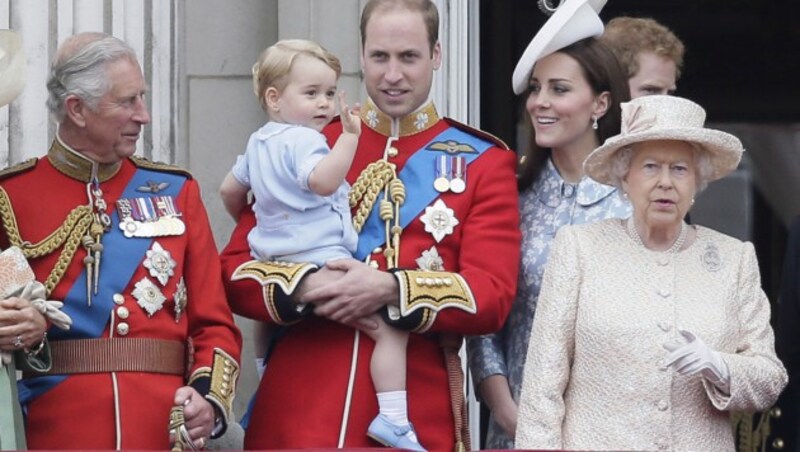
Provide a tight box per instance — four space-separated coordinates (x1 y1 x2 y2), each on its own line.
393 270 477 317
231 260 318 325
206 348 239 423
383 304 437 334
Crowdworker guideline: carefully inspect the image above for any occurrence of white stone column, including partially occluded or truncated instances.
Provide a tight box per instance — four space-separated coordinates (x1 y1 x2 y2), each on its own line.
8 0 52 161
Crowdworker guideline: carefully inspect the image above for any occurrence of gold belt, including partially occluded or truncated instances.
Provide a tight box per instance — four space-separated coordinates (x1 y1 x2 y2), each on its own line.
25 338 186 376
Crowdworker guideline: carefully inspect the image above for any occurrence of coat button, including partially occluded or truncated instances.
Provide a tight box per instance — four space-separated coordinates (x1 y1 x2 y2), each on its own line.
116 322 130 336
117 307 130 319
658 288 671 298
113 293 125 305
658 321 671 332
656 399 669 411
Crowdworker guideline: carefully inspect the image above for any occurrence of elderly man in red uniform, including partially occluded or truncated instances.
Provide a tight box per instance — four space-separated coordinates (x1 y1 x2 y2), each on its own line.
221 0 520 449
0 32 241 449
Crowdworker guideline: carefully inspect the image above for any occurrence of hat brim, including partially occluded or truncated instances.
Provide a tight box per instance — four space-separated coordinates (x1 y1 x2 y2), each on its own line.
584 128 745 185
0 30 26 107
511 0 606 95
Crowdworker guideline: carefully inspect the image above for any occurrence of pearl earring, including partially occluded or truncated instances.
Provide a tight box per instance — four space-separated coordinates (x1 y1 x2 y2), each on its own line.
592 116 599 130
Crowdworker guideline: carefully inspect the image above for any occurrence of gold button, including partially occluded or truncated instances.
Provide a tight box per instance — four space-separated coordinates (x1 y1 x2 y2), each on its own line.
116 322 130 336
773 438 784 449
372 247 383 254
113 293 125 305
388 147 399 157
117 307 130 319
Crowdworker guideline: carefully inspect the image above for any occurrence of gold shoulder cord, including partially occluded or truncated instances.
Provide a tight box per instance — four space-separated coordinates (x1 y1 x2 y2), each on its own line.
349 159 406 268
0 187 93 296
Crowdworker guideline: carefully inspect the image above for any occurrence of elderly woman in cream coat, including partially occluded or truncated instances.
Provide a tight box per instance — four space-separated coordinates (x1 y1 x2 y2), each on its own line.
515 95 787 451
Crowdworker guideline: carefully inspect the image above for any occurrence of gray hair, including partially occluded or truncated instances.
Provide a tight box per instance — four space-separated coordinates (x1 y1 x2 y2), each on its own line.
608 142 714 195
46 33 138 121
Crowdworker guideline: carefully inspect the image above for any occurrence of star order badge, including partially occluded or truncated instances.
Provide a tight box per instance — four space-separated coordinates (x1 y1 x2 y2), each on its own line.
173 277 187 323
420 199 459 243
133 277 167 317
416 246 445 271
143 241 177 286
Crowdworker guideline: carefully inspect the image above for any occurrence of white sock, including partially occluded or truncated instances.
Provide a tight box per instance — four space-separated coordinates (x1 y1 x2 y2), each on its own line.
377 390 409 426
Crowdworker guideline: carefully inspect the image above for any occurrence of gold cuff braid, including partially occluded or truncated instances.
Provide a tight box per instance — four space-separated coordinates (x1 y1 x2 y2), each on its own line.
206 348 239 423
231 260 318 325
394 270 476 318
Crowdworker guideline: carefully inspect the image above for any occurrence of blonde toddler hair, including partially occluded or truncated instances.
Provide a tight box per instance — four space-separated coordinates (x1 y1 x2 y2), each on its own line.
252 39 342 111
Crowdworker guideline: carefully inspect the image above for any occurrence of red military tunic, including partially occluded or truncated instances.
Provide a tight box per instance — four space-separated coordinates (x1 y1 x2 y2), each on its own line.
221 100 520 449
0 140 242 449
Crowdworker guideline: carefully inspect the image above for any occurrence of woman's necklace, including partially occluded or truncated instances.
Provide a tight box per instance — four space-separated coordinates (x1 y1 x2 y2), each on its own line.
626 217 687 253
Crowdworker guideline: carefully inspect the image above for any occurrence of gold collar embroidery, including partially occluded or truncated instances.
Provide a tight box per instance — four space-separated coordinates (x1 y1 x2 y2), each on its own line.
360 98 440 137
47 135 122 183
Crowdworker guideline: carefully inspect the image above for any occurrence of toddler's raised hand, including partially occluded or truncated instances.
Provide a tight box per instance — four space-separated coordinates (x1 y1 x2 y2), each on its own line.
338 91 361 136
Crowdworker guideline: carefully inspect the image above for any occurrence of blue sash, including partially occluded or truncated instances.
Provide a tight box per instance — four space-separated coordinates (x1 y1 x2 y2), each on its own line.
355 127 494 259
18 168 186 405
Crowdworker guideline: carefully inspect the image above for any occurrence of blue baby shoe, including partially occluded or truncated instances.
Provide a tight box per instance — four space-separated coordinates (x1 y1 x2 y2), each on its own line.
367 414 427 451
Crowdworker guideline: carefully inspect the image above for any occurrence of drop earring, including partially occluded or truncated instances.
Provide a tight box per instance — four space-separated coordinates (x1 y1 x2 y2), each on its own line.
592 116 599 130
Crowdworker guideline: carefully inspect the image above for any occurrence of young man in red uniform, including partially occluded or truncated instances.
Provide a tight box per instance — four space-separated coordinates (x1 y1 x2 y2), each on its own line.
0 32 241 449
221 0 520 449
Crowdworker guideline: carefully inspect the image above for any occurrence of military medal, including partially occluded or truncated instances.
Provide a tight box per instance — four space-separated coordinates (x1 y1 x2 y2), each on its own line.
132 277 167 317
143 241 177 286
433 155 450 193
450 156 466 193
416 246 445 271
117 196 185 238
420 199 459 242
173 277 187 323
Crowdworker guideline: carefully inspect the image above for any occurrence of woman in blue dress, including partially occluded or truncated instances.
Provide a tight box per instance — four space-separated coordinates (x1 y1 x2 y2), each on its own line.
466 0 631 447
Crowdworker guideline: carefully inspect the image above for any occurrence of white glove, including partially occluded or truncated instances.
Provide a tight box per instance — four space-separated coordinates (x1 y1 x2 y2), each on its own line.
663 329 730 394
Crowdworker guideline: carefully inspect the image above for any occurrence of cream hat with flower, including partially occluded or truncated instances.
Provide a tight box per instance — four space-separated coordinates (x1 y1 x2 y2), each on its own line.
512 0 607 95
584 95 744 185
0 30 25 107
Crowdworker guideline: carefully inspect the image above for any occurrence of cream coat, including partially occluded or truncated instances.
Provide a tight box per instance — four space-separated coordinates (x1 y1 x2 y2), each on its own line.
516 219 787 451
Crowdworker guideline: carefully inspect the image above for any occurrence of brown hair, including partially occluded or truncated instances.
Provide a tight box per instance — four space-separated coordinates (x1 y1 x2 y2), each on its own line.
360 0 439 54
601 17 685 80
252 39 342 111
517 38 631 190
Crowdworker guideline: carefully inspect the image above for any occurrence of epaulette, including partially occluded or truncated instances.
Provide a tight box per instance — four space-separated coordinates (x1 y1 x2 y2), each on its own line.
129 156 193 179
444 117 510 151
0 158 38 181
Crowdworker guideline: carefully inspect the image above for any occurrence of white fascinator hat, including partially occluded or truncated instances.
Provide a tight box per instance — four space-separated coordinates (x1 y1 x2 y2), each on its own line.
512 0 607 95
